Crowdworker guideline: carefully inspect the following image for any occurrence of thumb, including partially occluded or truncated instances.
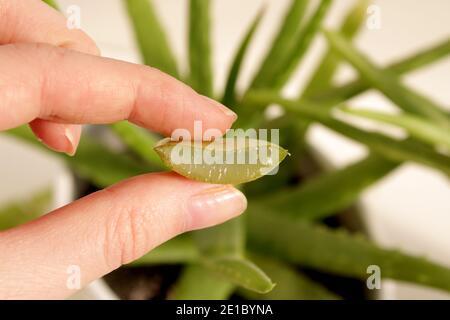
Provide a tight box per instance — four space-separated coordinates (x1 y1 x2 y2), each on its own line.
0 173 246 299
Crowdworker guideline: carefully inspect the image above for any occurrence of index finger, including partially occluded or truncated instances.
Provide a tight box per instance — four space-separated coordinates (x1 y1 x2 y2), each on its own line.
0 43 237 136
0 0 100 154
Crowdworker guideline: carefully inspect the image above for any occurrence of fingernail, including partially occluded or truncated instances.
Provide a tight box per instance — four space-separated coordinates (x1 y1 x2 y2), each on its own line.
188 185 247 230
201 95 237 121
64 128 77 156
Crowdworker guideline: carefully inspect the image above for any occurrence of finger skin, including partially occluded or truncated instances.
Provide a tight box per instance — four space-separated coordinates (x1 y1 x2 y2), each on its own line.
0 43 236 135
0 0 99 55
0 173 246 299
0 0 99 153
29 119 81 155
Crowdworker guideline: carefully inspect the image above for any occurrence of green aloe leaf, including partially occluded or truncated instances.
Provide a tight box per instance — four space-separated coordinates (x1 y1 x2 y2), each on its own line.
128 235 199 266
65 137 149 187
192 219 243 296
247 207 450 293
194 217 244 256
129 234 274 294
324 30 450 129
194 216 274 293
171 264 234 300
265 37 450 221
246 35 450 217
42 0 59 10
243 116 309 197
189 0 275 288
222 7 265 107
255 153 399 221
301 0 368 98
315 37 450 105
129 232 333 298
124 0 179 78
250 0 309 89
238 255 340 300
130 233 273 294
246 92 450 176
274 38 450 129
283 0 367 175
153 137 289 184
7 126 149 188
341 107 450 150
110 122 165 168
202 256 275 294
0 190 52 231
388 38 450 74
240 0 331 127
271 0 333 89
188 0 213 96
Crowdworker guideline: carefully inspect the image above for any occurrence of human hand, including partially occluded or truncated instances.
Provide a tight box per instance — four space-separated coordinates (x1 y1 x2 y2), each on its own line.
0 0 246 299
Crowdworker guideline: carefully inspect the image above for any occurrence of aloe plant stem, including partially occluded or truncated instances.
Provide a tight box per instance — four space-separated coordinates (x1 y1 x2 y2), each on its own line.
301 0 368 99
271 0 333 89
246 91 450 176
341 107 450 150
188 0 213 96
110 122 164 168
254 152 399 221
238 254 341 300
248 208 450 293
324 30 450 129
222 7 265 107
171 264 234 300
314 37 450 105
250 0 309 89
124 0 179 78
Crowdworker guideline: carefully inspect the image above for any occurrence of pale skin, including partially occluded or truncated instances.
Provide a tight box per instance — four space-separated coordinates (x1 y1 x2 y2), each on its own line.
0 0 247 299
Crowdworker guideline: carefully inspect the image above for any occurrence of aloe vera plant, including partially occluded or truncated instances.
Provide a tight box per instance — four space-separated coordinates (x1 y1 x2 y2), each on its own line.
3 0 450 300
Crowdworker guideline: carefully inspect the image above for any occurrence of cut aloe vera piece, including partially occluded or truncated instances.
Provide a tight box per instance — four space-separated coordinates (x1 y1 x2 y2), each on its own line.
154 138 289 184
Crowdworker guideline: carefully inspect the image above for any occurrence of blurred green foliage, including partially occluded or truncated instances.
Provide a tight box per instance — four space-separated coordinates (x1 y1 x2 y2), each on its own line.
3 0 450 299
